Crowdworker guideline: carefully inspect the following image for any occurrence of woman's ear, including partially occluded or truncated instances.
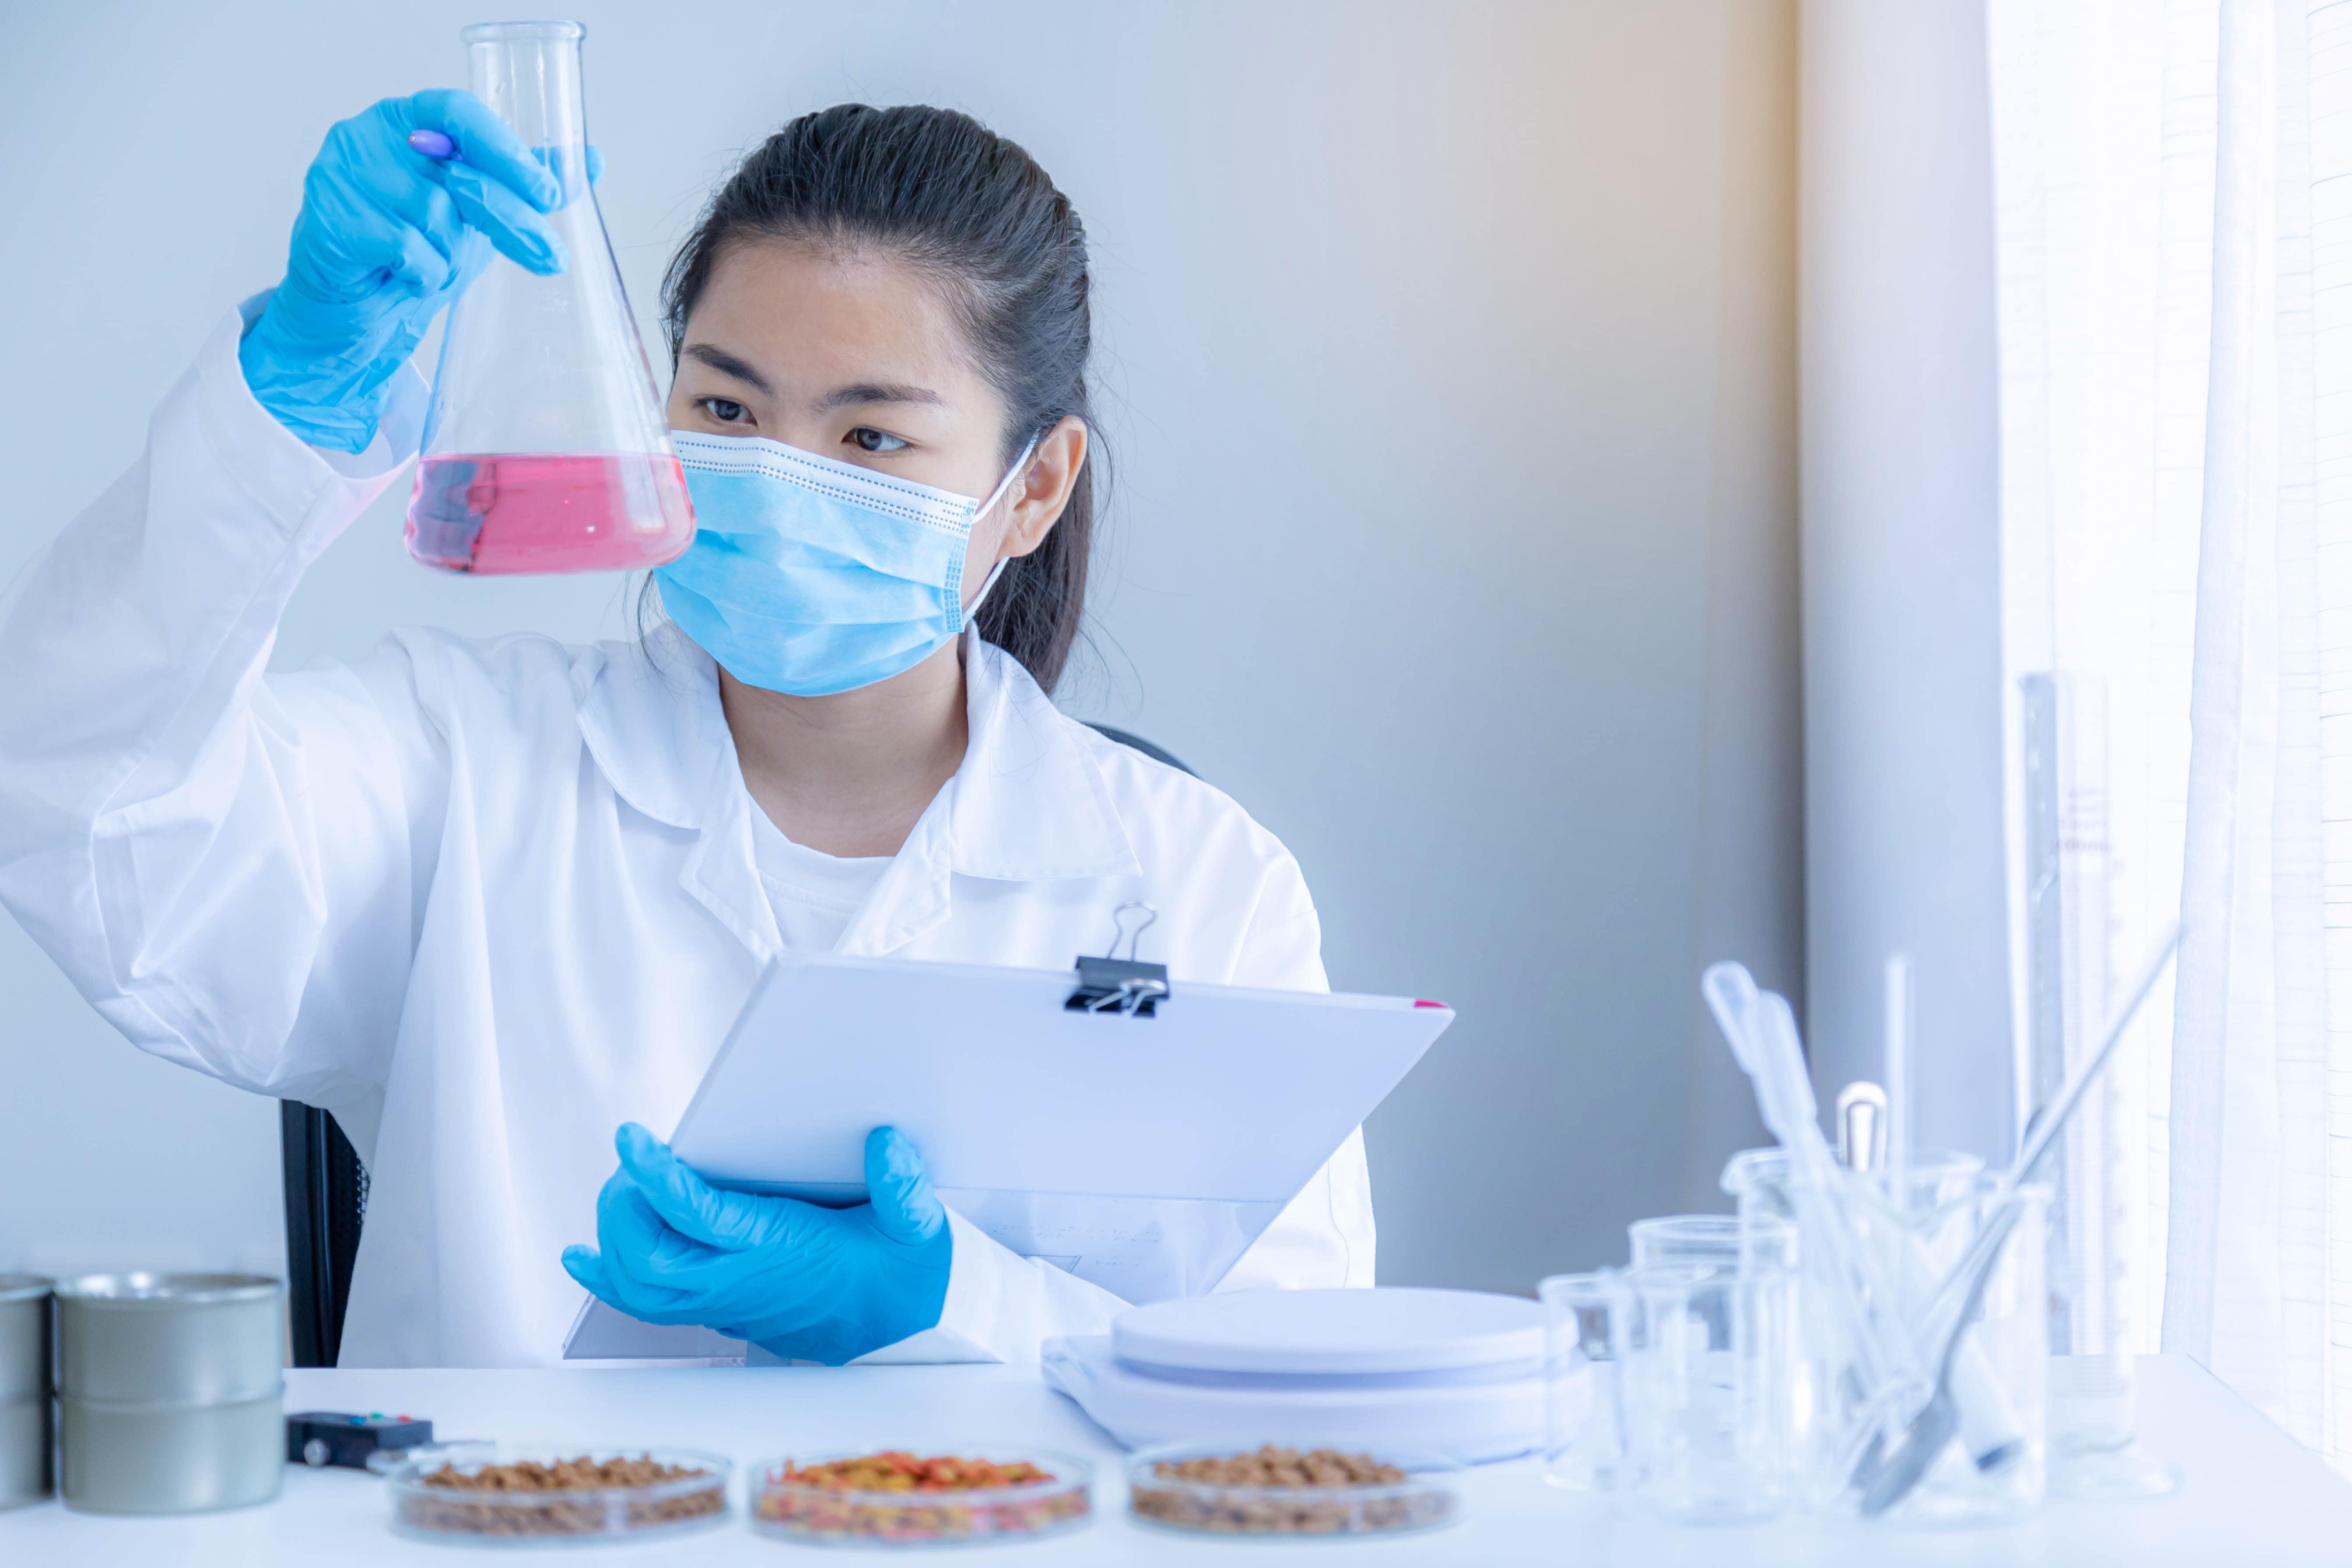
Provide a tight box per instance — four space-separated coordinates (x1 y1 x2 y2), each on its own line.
997 416 1089 558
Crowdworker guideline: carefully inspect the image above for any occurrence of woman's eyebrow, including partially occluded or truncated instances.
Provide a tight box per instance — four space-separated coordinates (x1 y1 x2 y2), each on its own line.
817 383 944 412
680 342 774 394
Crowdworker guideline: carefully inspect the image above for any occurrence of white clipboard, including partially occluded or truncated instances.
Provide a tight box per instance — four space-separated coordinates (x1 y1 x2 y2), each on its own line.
562 946 1452 1360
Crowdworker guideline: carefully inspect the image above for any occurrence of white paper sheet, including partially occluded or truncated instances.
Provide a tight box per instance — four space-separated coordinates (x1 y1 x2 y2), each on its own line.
563 952 1450 1360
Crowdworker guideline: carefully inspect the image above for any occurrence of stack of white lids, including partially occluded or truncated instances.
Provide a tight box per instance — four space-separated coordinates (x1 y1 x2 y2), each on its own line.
1041 1288 1543 1463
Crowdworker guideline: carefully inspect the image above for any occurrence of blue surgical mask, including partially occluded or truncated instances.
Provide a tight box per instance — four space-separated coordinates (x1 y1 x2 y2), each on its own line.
655 431 1034 697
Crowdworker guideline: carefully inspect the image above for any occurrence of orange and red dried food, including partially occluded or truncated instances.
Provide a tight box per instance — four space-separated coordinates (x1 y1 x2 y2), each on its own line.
775 1450 1054 1493
752 1450 1091 1545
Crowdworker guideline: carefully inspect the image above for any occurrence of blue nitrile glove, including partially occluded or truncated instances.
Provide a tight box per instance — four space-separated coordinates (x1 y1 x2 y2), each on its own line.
561 1123 954 1366
239 89 566 453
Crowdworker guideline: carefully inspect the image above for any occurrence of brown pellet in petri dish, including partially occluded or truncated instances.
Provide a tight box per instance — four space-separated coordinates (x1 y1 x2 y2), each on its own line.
387 1448 730 1543
1125 1443 1461 1538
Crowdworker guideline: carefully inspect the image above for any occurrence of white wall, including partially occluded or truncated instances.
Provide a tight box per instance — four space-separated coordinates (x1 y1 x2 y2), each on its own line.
1800 0 2014 1158
0 1 1795 1298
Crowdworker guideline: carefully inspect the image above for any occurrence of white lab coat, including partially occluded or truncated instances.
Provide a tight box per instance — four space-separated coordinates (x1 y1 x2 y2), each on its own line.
0 301 1375 1368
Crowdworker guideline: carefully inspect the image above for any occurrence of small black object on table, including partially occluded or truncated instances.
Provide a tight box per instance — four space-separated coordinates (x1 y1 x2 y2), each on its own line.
287 1411 434 1470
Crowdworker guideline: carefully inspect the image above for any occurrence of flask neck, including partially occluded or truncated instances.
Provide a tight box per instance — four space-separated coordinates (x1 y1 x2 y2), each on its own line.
467 30 586 153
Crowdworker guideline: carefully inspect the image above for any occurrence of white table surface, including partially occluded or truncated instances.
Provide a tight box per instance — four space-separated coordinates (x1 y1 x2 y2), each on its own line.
3 1354 2345 1564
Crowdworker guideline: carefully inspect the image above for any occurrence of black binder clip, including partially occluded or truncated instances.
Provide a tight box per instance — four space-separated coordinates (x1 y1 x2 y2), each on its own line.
1066 902 1169 1017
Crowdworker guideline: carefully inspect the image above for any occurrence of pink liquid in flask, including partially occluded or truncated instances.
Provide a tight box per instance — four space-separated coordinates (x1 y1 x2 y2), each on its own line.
406 453 695 575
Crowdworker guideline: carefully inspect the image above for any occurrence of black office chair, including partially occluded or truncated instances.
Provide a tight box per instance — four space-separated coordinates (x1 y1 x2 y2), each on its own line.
1080 723 1194 777
279 723 1194 1365
280 1101 368 1368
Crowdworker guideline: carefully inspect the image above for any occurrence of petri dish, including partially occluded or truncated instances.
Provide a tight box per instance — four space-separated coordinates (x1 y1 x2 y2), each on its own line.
748 1446 1092 1547
1124 1441 1463 1539
383 1446 730 1546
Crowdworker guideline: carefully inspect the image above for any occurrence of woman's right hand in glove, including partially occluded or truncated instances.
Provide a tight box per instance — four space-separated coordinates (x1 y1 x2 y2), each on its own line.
238 89 567 454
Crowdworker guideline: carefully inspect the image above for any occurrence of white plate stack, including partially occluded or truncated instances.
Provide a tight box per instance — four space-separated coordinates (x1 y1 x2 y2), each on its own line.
1043 1288 1543 1464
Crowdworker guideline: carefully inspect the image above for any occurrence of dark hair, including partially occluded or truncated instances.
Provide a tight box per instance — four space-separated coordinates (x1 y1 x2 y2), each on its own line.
659 103 1100 693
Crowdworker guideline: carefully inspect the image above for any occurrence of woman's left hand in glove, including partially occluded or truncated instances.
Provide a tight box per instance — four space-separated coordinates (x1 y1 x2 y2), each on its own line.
561 1121 952 1365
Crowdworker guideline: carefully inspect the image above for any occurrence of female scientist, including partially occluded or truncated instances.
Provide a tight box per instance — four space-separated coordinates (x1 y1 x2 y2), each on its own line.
0 92 1369 1367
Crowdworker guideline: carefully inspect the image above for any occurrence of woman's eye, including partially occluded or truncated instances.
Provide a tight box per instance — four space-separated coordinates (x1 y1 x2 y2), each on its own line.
847 427 909 454
698 397 750 424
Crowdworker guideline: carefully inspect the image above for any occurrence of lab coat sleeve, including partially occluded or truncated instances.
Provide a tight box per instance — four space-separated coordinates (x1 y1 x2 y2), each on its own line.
1214 849 1379 1291
0 298 442 1109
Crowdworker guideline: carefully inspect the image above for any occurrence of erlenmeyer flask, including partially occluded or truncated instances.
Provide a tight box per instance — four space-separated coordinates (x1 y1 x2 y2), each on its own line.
406 20 693 575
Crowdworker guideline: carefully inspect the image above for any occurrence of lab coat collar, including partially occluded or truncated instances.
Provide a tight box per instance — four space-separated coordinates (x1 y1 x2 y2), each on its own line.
573 625 1139 955
574 624 778 959
570 622 732 833
945 636 1140 884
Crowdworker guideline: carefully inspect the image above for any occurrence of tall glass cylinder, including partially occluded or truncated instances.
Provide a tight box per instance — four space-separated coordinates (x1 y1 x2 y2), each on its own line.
406 20 694 576
2020 672 2180 1498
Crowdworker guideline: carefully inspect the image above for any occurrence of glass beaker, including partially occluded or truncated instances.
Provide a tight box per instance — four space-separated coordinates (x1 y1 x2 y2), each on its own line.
1538 1271 1621 1492
1628 1213 1797 1273
1723 1148 2049 1527
406 21 694 576
1610 1261 1797 1525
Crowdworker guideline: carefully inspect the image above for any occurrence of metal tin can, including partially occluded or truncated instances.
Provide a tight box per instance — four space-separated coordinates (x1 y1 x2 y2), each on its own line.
0 1276 53 1510
57 1275 282 1405
60 1393 283 1515
55 1274 283 1515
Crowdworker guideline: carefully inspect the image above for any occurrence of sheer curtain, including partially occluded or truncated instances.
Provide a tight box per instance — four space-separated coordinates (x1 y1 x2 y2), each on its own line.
1989 0 2352 1464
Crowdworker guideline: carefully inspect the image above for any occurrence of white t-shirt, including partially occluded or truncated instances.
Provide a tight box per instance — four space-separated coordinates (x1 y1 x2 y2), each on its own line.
747 801 893 952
